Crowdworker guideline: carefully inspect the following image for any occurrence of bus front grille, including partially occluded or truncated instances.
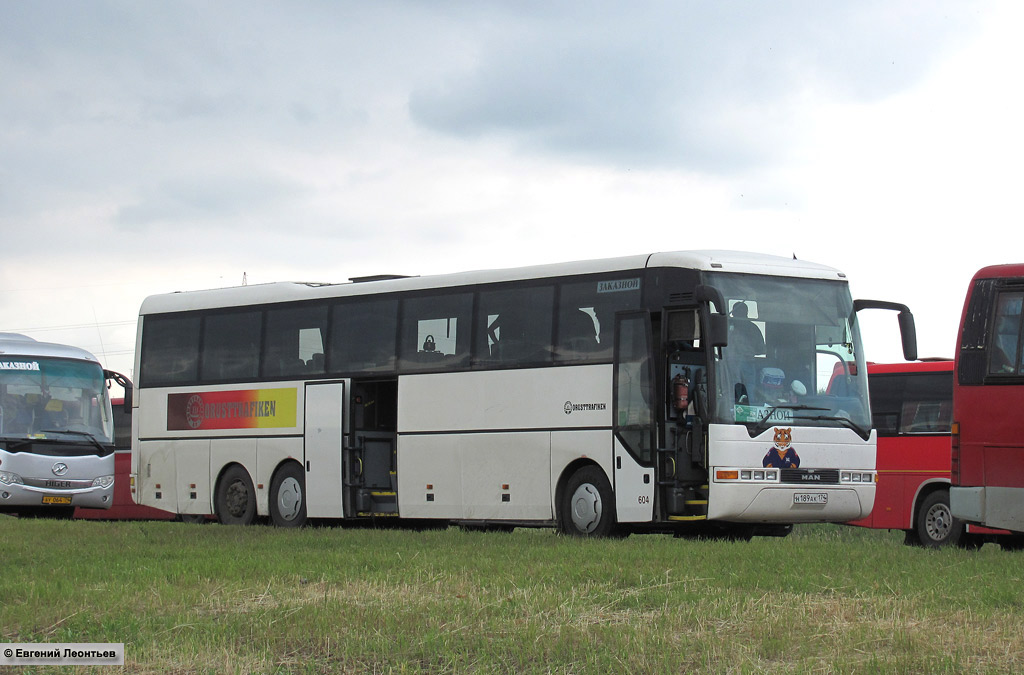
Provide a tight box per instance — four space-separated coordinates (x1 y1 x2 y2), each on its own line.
779 469 840 485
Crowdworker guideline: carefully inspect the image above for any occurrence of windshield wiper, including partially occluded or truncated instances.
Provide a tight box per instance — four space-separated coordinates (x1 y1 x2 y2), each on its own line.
40 429 109 454
751 404 829 436
792 415 870 440
0 438 35 451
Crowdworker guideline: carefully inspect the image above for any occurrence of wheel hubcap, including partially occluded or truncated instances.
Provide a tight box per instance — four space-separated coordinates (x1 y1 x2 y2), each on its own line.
926 503 952 541
569 483 602 533
226 480 250 517
276 477 303 521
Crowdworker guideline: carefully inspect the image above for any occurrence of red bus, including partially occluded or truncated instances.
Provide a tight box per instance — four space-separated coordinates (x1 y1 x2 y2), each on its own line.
74 399 174 521
950 264 1024 549
850 361 960 547
849 360 1008 548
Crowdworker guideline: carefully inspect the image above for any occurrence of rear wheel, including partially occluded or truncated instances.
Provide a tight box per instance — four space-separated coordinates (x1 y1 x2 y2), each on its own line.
558 465 617 537
998 535 1024 551
215 465 257 526
269 462 307 528
914 490 962 548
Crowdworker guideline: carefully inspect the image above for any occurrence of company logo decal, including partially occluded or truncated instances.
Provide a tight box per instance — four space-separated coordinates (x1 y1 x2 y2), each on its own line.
167 388 298 431
0 361 40 371
597 278 641 294
52 462 69 476
762 427 800 469
564 400 608 415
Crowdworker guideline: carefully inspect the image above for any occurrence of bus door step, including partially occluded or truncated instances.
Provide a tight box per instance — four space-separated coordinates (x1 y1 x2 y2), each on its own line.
356 488 398 515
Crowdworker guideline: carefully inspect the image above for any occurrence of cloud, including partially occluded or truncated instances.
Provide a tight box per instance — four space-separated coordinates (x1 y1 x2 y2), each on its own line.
409 1 981 172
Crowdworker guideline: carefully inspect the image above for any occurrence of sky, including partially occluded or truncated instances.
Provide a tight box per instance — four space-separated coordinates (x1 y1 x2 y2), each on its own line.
1 0 1021 385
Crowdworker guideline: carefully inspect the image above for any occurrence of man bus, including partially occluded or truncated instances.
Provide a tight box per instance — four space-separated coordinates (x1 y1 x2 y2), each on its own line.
130 250 915 536
951 263 1024 549
0 333 129 517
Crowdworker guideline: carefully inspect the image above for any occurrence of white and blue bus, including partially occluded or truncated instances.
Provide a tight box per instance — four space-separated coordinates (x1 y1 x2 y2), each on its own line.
0 333 130 517
130 251 915 536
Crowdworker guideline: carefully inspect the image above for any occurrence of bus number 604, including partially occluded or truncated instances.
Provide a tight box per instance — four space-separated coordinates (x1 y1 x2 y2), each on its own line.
638 495 651 505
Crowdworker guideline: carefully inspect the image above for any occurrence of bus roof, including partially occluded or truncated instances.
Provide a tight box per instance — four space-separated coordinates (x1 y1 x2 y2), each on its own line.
139 249 848 315
972 263 1024 280
868 360 953 375
0 333 101 363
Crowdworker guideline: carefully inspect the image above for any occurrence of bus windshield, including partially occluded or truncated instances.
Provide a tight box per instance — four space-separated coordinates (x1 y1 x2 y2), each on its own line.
0 357 114 446
707 273 870 438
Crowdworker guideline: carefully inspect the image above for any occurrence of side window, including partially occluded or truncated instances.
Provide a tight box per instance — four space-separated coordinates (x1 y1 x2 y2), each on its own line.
556 277 641 362
868 371 952 436
867 373 903 436
400 293 472 371
200 310 262 382
898 371 953 434
139 315 201 387
262 304 328 377
330 298 398 374
475 285 554 367
989 291 1024 375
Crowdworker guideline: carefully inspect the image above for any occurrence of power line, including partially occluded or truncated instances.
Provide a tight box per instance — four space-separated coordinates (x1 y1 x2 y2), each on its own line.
1 320 136 333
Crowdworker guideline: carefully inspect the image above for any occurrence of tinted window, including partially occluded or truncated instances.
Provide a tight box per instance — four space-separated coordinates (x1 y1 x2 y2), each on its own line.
330 298 399 374
201 311 262 382
868 370 952 436
476 285 554 367
111 404 131 449
400 293 472 371
615 314 655 463
263 304 328 377
556 277 641 362
989 291 1024 375
139 315 201 387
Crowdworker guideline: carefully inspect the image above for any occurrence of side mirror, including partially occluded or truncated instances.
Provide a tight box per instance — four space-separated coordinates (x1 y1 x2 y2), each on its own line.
105 370 134 410
853 299 918 362
695 284 729 349
898 310 918 362
694 284 726 315
708 313 729 349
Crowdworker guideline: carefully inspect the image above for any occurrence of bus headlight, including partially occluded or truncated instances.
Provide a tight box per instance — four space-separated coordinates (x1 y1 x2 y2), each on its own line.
92 475 114 489
716 468 779 483
841 472 875 484
0 470 24 486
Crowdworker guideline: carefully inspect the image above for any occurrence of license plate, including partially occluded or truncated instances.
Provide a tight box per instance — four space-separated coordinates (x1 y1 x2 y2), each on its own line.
793 492 827 505
42 495 73 505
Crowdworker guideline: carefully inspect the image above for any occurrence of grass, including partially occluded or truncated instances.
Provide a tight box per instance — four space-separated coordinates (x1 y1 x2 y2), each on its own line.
2 517 1024 673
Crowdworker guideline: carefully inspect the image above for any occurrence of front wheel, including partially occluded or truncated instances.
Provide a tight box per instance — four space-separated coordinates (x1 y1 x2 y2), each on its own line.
269 462 307 528
558 465 618 537
914 490 962 548
215 465 257 526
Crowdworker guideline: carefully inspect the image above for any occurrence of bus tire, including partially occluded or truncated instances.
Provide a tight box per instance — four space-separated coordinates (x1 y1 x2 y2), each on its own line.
998 535 1024 551
558 465 617 537
215 465 257 526
269 462 307 528
914 490 962 548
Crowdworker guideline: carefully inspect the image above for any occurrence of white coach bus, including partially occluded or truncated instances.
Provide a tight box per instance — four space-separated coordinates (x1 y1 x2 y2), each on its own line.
0 333 130 517
130 251 915 536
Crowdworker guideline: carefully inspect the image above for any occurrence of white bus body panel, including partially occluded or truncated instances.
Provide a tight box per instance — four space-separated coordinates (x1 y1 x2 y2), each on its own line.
175 439 212 516
706 424 876 523
398 366 615 521
951 486 1024 532
613 438 654 522
134 383 306 517
304 382 345 518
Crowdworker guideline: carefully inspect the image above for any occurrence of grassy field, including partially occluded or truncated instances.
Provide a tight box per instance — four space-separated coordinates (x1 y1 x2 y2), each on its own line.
2 517 1024 674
